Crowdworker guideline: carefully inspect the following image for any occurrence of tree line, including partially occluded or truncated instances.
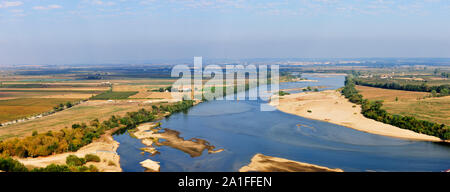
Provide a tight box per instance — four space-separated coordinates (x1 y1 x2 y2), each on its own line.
342 76 450 140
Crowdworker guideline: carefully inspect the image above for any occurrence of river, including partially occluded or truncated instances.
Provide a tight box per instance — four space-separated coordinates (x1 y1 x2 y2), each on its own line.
114 74 450 172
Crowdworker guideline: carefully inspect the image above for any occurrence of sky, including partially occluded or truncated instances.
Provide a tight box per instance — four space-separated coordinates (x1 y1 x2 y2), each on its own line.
1 0 450 65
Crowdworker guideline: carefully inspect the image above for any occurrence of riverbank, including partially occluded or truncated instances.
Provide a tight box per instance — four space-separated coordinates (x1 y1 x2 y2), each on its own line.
239 154 343 172
16 128 122 172
271 90 442 142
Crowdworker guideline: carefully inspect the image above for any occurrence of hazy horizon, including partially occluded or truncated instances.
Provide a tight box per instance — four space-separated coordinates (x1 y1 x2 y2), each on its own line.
1 0 450 66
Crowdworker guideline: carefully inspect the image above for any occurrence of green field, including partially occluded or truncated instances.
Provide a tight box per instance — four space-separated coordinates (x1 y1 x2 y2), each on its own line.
90 91 138 100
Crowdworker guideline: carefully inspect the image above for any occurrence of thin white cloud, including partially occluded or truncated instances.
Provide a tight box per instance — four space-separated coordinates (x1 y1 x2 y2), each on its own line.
0 1 23 8
89 0 117 6
33 5 62 10
9 8 22 13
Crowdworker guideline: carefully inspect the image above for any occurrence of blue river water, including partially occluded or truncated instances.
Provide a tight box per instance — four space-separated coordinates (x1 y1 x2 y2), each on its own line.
114 74 450 172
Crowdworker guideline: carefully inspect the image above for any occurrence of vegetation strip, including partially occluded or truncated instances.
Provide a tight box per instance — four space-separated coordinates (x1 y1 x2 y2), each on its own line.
342 75 450 140
0 100 195 172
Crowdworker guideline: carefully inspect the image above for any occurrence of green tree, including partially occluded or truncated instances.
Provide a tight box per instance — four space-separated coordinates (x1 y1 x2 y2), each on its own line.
440 88 449 96
0 157 29 172
65 102 73 108
431 90 437 97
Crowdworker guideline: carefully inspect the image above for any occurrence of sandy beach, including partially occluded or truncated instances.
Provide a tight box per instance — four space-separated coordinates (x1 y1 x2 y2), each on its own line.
239 153 343 172
271 90 442 142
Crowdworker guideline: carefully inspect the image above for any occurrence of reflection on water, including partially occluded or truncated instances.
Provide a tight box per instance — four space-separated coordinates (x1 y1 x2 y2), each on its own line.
115 74 450 172
187 102 253 116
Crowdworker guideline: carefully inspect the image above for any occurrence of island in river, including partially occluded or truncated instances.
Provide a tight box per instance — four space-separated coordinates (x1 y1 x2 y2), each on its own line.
240 153 343 172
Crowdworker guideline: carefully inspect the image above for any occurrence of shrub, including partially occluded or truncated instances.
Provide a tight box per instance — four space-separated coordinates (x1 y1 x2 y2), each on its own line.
65 102 73 108
0 156 28 172
66 155 86 166
108 160 116 166
85 154 101 162
88 165 99 172
278 91 290 96
32 164 70 172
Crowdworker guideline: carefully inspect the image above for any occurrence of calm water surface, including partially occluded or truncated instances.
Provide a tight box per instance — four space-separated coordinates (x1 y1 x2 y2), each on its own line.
115 74 450 172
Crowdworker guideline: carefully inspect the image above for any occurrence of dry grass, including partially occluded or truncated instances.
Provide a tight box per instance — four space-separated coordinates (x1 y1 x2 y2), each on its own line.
355 85 430 101
130 92 173 99
34 93 94 99
0 98 79 123
0 100 154 140
0 87 109 91
356 85 450 125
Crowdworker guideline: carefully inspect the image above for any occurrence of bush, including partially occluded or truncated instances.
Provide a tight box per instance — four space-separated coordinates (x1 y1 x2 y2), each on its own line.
108 160 116 166
32 164 70 172
0 156 28 172
278 91 290 96
65 102 73 108
66 155 86 166
85 154 101 162
88 165 99 172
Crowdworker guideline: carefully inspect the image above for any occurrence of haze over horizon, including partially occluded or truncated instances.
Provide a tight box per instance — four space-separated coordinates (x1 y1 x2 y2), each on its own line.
1 0 450 66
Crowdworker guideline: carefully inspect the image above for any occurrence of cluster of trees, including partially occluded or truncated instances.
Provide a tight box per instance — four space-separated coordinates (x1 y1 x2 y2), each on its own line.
301 86 319 92
159 100 194 114
441 72 449 78
152 86 172 92
53 102 74 112
354 79 450 97
0 154 100 172
0 123 104 157
342 76 450 140
0 100 195 158
84 73 103 80
278 91 290 96
0 156 28 172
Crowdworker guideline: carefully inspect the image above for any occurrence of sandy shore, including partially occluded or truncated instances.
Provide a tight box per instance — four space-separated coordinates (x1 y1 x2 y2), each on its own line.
133 123 223 157
271 90 442 142
239 154 343 172
16 129 122 172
